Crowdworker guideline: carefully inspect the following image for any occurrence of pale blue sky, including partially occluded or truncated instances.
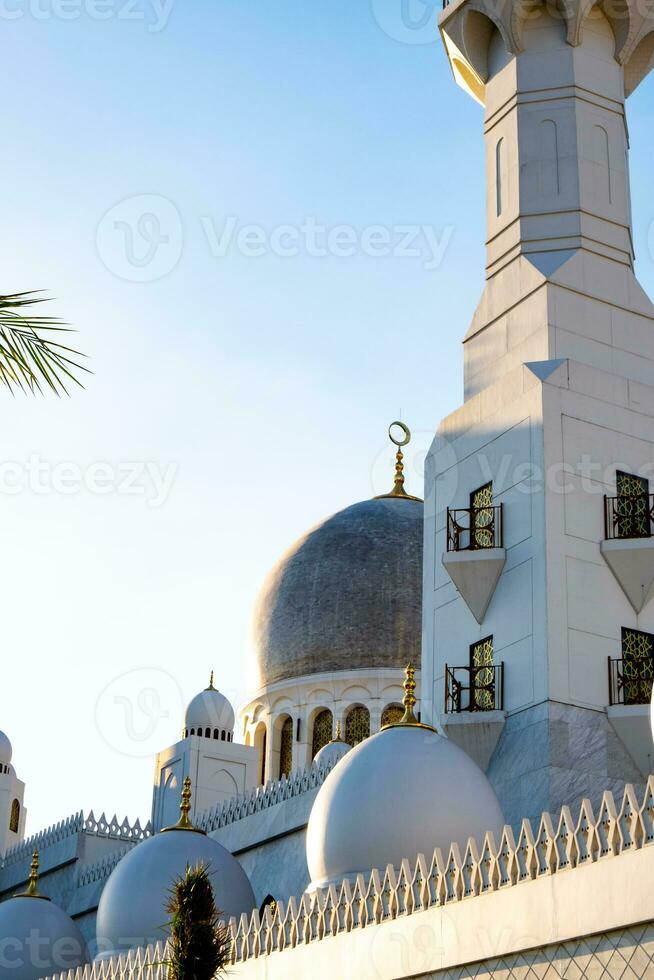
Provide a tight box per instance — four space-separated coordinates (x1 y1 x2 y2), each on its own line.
1 0 653 833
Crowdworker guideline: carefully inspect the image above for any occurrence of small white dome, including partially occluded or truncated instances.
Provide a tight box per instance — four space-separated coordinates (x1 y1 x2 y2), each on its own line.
0 729 13 766
313 736 351 769
184 674 235 739
96 829 255 954
0 896 87 980
306 725 505 890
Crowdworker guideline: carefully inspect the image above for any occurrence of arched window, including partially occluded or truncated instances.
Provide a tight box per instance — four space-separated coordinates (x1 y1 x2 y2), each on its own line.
9 799 20 834
381 703 404 728
279 716 293 779
311 709 333 759
259 894 277 917
539 119 560 196
345 705 370 746
592 125 612 202
495 138 504 216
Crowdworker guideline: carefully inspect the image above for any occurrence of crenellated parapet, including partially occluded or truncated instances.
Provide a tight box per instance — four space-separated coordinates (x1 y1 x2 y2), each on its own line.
1 811 152 869
75 846 132 889
196 758 337 834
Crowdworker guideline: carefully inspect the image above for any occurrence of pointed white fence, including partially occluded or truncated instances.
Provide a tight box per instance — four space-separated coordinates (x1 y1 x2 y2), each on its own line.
196 758 337 833
45 777 654 978
2 812 153 868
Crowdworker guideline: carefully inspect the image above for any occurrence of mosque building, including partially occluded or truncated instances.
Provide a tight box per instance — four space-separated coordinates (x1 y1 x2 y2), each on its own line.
3 0 654 974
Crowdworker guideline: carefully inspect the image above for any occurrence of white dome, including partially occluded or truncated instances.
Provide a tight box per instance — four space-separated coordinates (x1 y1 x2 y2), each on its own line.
0 729 12 766
0 896 87 980
184 676 235 739
306 725 505 889
96 829 255 954
313 737 351 769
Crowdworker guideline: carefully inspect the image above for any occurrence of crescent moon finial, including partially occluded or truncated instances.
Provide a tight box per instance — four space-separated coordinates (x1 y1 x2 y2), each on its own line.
374 421 422 502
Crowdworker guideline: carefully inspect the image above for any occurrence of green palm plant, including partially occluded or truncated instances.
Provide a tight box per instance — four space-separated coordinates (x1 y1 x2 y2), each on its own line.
166 862 231 980
0 291 88 395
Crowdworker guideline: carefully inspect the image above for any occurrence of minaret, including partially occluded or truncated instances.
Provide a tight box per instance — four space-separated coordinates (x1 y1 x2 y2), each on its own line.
423 0 654 828
0 729 26 858
439 0 654 398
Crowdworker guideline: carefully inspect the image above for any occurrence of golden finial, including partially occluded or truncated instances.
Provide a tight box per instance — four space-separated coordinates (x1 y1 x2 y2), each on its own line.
206 671 215 691
178 777 193 829
399 662 419 725
335 721 342 741
27 850 40 896
17 850 48 900
374 422 423 502
380 663 436 732
161 776 206 835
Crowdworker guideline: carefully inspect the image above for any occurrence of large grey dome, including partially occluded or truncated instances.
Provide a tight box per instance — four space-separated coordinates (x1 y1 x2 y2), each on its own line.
249 496 423 690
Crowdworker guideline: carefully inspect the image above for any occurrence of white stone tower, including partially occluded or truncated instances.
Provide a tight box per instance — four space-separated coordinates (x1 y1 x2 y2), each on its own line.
423 0 654 827
151 675 259 831
0 730 26 857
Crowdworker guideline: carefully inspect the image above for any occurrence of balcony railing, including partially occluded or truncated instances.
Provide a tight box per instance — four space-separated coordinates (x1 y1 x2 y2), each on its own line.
444 663 504 714
447 504 503 552
604 494 654 540
608 656 654 707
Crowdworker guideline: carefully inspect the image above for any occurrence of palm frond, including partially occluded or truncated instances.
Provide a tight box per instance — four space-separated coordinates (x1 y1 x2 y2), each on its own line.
165 862 231 980
0 291 89 396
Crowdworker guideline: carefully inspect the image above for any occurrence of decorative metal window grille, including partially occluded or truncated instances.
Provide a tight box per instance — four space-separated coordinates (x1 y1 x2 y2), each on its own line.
9 799 20 834
447 482 502 552
611 471 652 539
279 717 293 779
445 661 503 713
311 709 333 759
471 636 495 710
345 706 370 745
470 482 494 549
609 628 654 706
259 894 277 917
381 703 404 727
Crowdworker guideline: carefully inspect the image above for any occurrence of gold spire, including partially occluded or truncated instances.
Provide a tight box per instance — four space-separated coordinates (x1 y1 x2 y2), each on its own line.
380 663 437 732
334 721 342 741
17 850 49 900
374 422 423 502
161 776 206 835
178 776 193 828
26 850 40 896
206 671 215 691
399 662 419 725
